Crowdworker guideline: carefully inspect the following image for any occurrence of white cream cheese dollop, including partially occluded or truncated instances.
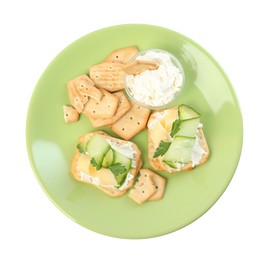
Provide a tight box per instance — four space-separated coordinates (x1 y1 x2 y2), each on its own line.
79 171 100 186
126 50 184 107
118 173 134 191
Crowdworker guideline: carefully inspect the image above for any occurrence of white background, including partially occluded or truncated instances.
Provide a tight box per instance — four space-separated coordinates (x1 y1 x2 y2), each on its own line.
1 0 267 259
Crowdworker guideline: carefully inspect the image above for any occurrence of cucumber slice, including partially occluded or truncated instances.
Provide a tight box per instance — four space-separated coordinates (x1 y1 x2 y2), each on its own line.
86 134 110 165
174 117 200 138
113 151 132 186
113 151 132 170
163 136 195 164
102 149 114 168
179 105 200 121
114 171 128 186
164 161 182 169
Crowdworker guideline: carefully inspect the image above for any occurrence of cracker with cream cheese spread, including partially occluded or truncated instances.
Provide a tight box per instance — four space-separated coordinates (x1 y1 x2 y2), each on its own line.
147 107 209 173
71 131 142 197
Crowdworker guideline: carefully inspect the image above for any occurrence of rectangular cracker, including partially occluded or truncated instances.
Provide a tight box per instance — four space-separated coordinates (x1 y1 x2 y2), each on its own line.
89 62 125 92
63 105 80 123
104 46 139 64
67 80 88 113
128 174 156 204
110 101 151 140
83 89 119 119
74 74 103 101
123 60 159 75
139 169 166 201
83 91 131 127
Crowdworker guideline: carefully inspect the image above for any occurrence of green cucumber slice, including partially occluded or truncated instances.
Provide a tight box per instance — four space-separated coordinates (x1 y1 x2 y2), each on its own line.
113 151 132 186
113 151 132 170
174 117 200 138
163 136 195 164
114 172 128 186
164 161 182 169
86 134 110 165
179 105 200 121
102 149 114 168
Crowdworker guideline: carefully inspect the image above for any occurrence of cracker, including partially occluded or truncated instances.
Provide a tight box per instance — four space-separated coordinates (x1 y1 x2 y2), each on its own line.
71 131 142 198
74 74 103 101
123 60 159 75
83 89 119 119
63 105 80 123
104 46 139 64
89 62 125 92
67 80 88 113
110 101 151 140
128 174 156 204
139 169 166 201
84 91 131 128
148 127 209 174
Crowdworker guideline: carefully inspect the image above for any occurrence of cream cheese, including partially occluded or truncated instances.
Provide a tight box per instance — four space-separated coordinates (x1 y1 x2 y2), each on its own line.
147 110 169 129
79 170 134 190
191 138 206 167
126 50 184 107
79 171 100 186
191 124 207 167
119 173 134 191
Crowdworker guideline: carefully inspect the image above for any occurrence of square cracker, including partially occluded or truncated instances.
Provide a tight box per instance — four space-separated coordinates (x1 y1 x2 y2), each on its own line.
83 89 119 119
104 46 139 64
63 105 80 123
110 101 151 140
123 60 159 75
73 74 103 101
128 174 156 204
67 80 88 113
139 169 166 201
84 91 131 127
89 62 125 92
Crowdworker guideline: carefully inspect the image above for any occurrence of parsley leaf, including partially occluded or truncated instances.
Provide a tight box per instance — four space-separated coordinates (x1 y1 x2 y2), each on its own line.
170 119 181 137
109 163 127 176
77 143 87 154
90 158 102 170
153 140 171 158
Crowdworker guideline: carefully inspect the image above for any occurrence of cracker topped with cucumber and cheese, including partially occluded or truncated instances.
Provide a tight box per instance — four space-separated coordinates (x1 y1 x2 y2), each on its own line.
71 131 142 197
147 105 209 173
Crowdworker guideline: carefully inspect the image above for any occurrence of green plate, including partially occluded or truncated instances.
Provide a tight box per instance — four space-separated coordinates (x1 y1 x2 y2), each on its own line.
26 24 243 238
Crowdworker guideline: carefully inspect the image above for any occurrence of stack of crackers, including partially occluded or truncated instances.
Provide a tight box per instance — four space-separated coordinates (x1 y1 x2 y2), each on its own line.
129 169 166 204
64 46 167 204
63 46 152 140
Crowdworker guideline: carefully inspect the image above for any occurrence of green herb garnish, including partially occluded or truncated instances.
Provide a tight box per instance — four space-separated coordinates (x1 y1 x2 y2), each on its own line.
170 119 181 138
90 158 102 170
153 140 171 158
108 163 127 176
77 143 87 154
